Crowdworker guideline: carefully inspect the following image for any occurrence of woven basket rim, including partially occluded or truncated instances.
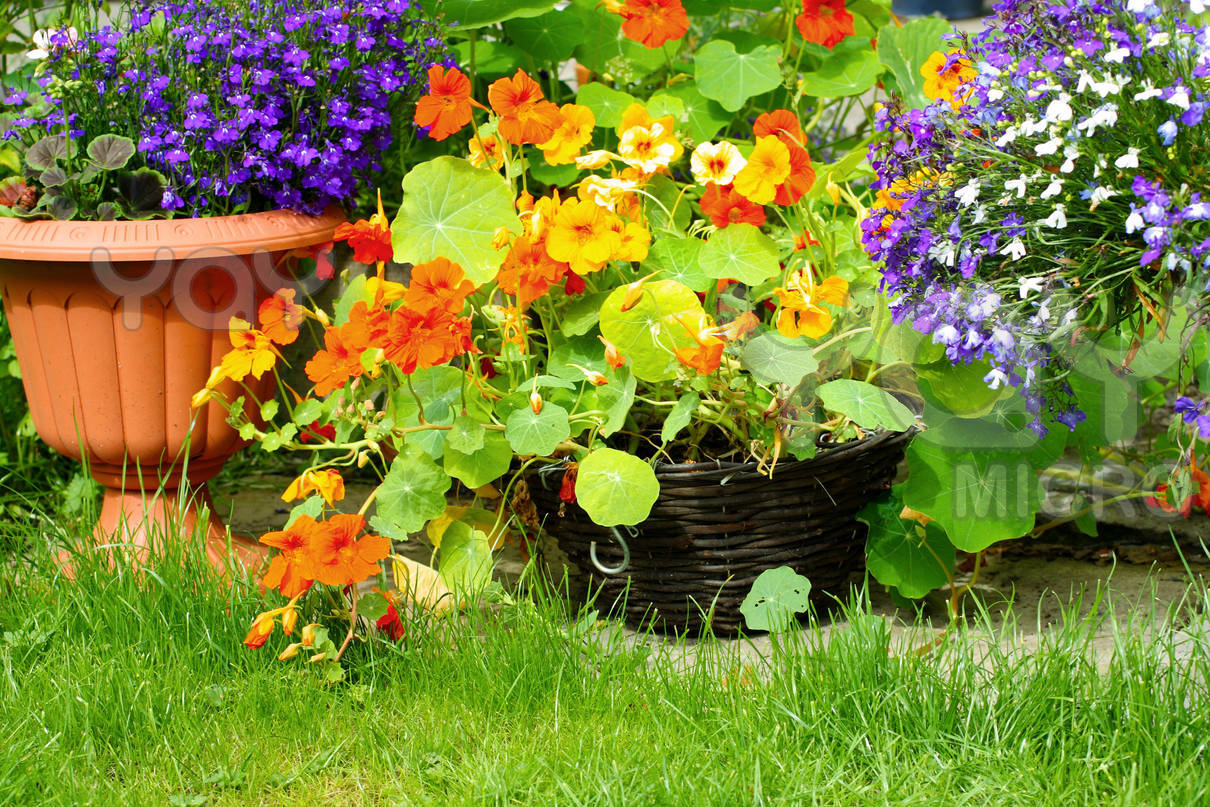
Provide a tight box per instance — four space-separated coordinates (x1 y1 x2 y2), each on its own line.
650 426 916 476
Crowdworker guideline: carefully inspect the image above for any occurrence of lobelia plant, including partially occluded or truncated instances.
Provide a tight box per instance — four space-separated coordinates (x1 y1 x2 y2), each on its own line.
0 0 447 219
193 0 975 660
856 0 1210 612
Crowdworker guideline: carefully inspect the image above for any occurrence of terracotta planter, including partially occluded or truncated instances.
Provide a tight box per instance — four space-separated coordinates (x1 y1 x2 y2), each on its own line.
0 209 343 568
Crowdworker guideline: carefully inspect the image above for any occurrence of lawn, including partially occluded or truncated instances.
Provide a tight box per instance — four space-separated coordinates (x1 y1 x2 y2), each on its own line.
1 515 1207 807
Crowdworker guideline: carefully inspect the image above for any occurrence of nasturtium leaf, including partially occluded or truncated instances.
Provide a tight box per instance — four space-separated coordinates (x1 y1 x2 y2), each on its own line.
446 415 487 455
504 9 585 61
875 17 950 110
421 0 553 28
645 173 691 234
699 224 780 286
645 93 685 122
285 496 324 528
742 332 820 387
902 437 1041 553
86 133 136 170
650 83 732 143
740 566 813 633
646 236 709 292
576 82 639 128
333 274 368 326
800 46 884 98
1068 351 1140 448
444 430 512 490
914 358 1009 419
527 159 580 186
859 494 954 599
661 392 700 442
561 292 608 336
453 39 526 76
391 157 517 285
390 365 468 458
595 364 637 437
574 448 659 527
505 403 571 455
375 446 452 537
817 379 916 431
548 334 609 378
292 398 324 428
439 521 494 595
599 279 705 382
357 591 389 622
694 39 784 112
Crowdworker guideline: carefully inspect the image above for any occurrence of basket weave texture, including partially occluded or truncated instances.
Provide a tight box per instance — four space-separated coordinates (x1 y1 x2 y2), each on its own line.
528 429 914 635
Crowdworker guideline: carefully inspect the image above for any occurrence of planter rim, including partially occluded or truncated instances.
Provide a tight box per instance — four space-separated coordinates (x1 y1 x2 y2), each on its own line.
649 427 917 476
0 206 345 262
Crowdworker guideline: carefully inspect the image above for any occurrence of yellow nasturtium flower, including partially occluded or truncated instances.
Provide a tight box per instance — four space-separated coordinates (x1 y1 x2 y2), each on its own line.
921 49 976 110
282 468 346 507
773 273 849 339
538 103 596 165
733 136 792 206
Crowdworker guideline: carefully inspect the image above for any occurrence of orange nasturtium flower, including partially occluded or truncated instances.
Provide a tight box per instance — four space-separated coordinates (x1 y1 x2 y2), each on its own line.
488 69 563 146
365 276 407 305
259 514 320 598
600 335 626 369
774 273 849 339
545 197 622 275
305 322 367 396
243 597 302 649
220 317 278 381
796 0 855 50
774 144 817 206
403 257 477 316
308 513 390 587
413 64 477 141
384 307 475 375
468 132 506 170
734 136 792 206
333 192 393 266
753 109 805 148
257 288 304 346
691 142 747 187
282 468 346 507
538 103 596 165
608 0 689 49
674 316 726 375
922 50 977 110
497 235 568 308
700 183 767 229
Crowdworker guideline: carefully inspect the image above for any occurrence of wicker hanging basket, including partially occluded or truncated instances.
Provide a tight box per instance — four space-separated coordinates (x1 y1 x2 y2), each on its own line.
527 429 914 635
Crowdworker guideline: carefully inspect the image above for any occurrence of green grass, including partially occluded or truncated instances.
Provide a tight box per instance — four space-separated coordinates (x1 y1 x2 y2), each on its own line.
0 516 1208 806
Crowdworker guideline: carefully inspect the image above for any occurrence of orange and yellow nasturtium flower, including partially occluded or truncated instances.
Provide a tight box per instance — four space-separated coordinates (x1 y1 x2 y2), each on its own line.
610 218 652 263
283 467 346 507
496 235 568 308
753 109 805 148
773 273 849 339
333 191 393 266
538 103 596 165
365 276 406 305
243 595 302 649
468 132 506 171
259 513 320 598
488 69 563 146
618 121 679 174
544 197 622 275
691 141 747 186
673 316 726 375
922 50 977 110
606 0 689 49
413 64 478 141
733 136 792 206
219 317 278 382
257 288 304 346
578 175 639 212
308 513 390 587
600 335 626 369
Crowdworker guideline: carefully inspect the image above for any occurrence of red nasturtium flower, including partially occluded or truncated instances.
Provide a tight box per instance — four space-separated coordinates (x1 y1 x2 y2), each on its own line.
333 217 392 266
1146 459 1210 517
700 183 767 229
384 308 475 375
308 513 390 587
257 288 305 346
413 64 476 141
488 69 563 145
299 420 336 443
259 514 320 598
774 144 817 206
796 0 855 50
496 235 568 308
559 463 579 504
374 587 406 641
609 0 690 49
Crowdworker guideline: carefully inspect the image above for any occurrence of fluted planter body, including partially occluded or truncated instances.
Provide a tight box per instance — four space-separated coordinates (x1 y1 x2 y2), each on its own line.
0 209 342 566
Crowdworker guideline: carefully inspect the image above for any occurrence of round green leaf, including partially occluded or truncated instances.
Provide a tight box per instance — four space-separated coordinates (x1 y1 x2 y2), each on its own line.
694 39 784 112
817 379 916 431
646 237 710 292
391 157 517 285
376 446 453 536
504 9 585 61
444 430 512 488
649 83 731 143
574 448 659 527
576 82 639 129
446 415 487 455
741 332 819 387
661 392 700 443
86 134 135 170
914 359 1008 419
421 0 552 28
740 566 812 633
859 494 954 599
505 403 571 456
439 521 494 596
598 279 704 382
800 47 884 98
699 224 780 286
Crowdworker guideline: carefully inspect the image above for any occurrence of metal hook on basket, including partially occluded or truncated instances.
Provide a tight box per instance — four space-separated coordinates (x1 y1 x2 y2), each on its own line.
589 525 631 575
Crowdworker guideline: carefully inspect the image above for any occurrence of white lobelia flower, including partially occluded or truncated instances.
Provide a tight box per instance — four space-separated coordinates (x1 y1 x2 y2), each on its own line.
1114 148 1140 169
1043 204 1068 229
1059 144 1080 174
1125 208 1145 233
1076 70 1096 94
1044 95 1073 122
1148 31 1171 48
1035 137 1064 156
1004 175 1028 198
972 205 988 224
27 27 78 61
983 368 1011 390
929 240 958 267
1134 81 1163 101
988 87 1006 103
994 126 1018 148
1127 0 1156 11
1018 276 1046 298
1167 85 1191 110
1091 77 1123 97
956 179 981 207
1090 186 1116 205
1104 46 1131 63
1194 0 1206 13
1041 178 1064 199
1002 238 1028 261
1076 104 1119 137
